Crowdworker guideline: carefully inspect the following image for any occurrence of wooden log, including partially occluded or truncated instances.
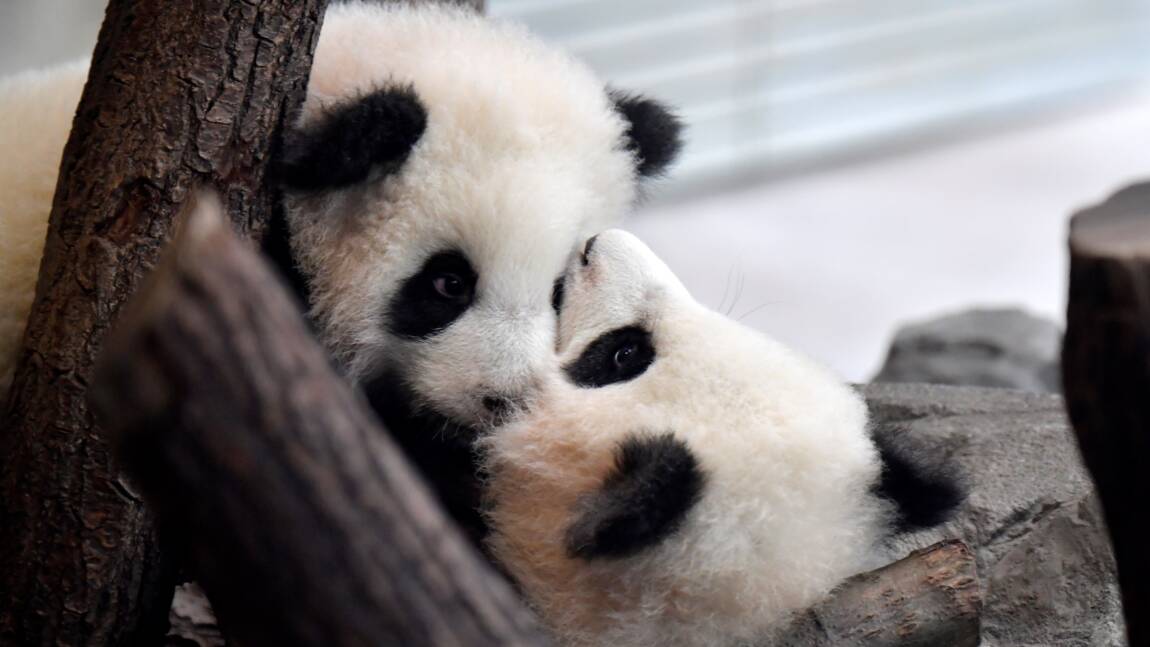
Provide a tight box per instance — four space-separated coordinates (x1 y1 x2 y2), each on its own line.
90 194 545 647
1063 180 1150 647
0 1 327 644
771 539 981 647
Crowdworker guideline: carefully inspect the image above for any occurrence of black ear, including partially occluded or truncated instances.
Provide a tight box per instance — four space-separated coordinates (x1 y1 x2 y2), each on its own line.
277 85 427 192
611 91 683 178
565 433 705 559
872 427 966 533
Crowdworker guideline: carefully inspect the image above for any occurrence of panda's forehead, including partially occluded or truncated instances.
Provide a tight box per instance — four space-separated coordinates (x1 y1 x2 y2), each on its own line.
559 319 777 432
305 4 636 166
384 163 604 275
310 6 618 111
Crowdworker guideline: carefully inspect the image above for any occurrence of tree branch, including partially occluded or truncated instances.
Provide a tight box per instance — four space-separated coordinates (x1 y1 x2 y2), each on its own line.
91 194 545 647
772 539 981 646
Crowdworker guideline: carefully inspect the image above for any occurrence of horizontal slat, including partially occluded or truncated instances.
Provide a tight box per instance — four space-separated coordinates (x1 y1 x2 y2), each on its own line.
613 0 1141 109
561 0 1029 77
681 15 1149 152
489 0 1150 189
678 28 1148 180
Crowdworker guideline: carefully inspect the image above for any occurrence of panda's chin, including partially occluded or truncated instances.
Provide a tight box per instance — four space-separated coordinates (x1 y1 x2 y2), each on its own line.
362 372 490 545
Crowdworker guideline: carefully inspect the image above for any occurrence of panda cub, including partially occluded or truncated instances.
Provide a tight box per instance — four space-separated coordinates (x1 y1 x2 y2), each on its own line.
0 2 682 540
274 2 680 424
481 230 963 647
270 2 681 539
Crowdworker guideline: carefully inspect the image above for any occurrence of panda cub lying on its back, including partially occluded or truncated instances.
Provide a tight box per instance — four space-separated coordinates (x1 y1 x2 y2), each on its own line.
481 230 963 647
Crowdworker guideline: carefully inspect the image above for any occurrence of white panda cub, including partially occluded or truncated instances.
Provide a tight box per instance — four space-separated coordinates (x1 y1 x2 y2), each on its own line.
0 2 683 541
481 230 963 647
273 2 682 422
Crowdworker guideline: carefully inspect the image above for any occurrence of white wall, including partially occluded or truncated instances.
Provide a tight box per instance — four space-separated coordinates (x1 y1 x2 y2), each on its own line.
0 0 104 76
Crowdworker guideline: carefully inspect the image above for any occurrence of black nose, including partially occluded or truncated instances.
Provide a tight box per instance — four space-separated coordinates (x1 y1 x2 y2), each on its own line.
580 235 599 266
482 396 511 415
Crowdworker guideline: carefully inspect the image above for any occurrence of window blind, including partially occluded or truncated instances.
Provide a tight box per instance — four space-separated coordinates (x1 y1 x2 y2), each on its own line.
490 0 1150 194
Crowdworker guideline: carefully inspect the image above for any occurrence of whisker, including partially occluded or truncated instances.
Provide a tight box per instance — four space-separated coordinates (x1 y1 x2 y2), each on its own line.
716 264 735 314
727 269 745 316
738 301 779 322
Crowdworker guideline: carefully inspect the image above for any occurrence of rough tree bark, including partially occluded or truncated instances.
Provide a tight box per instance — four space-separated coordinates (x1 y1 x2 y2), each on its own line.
1063 180 1150 647
91 196 545 647
0 1 328 644
772 540 981 646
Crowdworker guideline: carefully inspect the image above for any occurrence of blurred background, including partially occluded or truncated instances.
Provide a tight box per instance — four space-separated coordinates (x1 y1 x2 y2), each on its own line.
3 0 1150 382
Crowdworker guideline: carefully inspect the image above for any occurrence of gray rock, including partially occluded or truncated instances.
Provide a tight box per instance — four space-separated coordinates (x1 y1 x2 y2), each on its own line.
872 308 1062 393
864 383 1124 647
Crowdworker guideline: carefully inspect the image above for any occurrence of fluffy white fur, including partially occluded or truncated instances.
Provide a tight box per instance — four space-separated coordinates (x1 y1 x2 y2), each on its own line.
286 2 638 425
0 61 88 397
482 230 890 647
0 3 643 415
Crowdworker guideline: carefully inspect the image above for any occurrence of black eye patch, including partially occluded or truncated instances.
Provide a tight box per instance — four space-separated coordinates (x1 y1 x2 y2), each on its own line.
565 325 655 388
387 250 477 339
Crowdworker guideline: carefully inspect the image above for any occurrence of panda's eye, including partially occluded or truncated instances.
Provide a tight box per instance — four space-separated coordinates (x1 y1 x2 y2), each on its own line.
432 273 469 300
613 343 637 368
565 325 655 388
388 250 477 339
551 273 567 314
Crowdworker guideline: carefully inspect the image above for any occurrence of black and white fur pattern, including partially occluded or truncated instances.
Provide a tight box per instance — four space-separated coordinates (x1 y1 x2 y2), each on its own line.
481 230 963 647
0 3 682 539
270 2 680 538
272 2 680 428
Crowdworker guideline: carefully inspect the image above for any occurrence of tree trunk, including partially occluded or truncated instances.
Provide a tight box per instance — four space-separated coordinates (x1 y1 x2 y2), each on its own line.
1063 180 1150 647
0 1 327 644
91 195 545 647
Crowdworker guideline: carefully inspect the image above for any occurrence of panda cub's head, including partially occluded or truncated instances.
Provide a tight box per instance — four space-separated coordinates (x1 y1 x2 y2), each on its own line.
274 2 681 430
481 230 963 647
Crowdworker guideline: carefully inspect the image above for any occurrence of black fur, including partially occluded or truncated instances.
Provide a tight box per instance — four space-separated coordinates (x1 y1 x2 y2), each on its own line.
611 91 683 177
363 371 489 547
551 273 566 314
566 433 705 559
872 429 965 533
581 233 599 264
277 85 427 192
387 250 477 339
261 204 311 306
564 325 655 388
